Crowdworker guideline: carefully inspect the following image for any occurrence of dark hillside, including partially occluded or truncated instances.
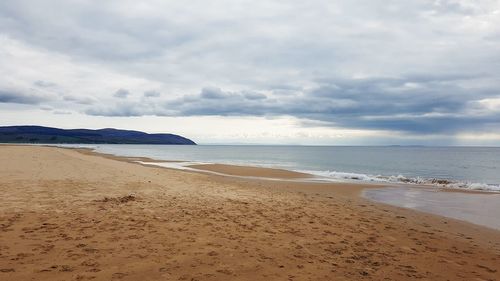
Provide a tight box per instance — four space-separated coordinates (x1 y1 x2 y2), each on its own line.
0 126 196 145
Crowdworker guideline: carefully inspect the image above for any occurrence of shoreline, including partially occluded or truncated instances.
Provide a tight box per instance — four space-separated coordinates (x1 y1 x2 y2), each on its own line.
62 144 500 194
60 145 500 233
9 143 499 193
1 145 499 280
75 145 500 230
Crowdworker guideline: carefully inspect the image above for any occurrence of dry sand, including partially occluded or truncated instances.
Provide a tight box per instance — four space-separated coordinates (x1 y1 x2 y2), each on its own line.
0 145 499 281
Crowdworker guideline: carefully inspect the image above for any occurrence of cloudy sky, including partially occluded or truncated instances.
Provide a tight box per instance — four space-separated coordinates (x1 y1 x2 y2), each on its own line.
1 0 499 145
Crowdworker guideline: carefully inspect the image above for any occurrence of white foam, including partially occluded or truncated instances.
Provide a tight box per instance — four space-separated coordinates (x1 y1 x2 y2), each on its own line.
297 170 500 192
140 162 500 192
137 161 209 171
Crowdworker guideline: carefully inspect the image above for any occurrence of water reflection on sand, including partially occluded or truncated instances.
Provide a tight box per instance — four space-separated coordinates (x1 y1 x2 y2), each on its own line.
363 187 500 230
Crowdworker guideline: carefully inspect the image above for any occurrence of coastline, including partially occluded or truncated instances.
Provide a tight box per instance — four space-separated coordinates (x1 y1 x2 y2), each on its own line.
0 145 499 280
77 145 500 230
62 145 500 192
68 144 500 193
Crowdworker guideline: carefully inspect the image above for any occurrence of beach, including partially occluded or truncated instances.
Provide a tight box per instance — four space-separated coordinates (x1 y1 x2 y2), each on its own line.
1 145 499 280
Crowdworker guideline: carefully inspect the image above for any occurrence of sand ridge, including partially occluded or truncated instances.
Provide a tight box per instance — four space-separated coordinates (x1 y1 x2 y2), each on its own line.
188 163 313 179
0 145 499 280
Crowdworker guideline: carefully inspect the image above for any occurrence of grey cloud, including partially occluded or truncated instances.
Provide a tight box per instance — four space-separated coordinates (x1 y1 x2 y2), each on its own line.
53 110 72 115
84 75 500 134
243 92 267 100
200 87 230 99
1 0 500 141
0 1 196 62
427 0 477 15
144 90 161 98
0 89 48 104
2 0 498 87
33 80 57 88
85 105 143 117
63 95 95 105
113 89 130 99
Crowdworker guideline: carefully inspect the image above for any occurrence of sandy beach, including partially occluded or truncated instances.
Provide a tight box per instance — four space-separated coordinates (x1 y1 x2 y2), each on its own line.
1 145 499 280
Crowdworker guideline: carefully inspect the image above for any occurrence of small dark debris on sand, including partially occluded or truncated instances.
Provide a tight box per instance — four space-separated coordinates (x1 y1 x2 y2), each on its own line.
96 194 137 204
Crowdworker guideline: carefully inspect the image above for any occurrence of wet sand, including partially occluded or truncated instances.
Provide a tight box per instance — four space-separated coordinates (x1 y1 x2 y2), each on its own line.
0 145 499 280
364 186 500 230
188 163 312 179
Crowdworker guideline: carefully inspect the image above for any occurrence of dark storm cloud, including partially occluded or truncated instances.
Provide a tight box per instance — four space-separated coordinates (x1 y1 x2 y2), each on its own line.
0 89 48 104
335 115 500 134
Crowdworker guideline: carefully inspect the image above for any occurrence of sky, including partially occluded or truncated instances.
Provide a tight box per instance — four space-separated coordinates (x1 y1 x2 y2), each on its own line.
0 0 499 145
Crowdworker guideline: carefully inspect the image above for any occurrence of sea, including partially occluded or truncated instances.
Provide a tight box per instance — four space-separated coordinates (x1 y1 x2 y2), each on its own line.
59 144 500 230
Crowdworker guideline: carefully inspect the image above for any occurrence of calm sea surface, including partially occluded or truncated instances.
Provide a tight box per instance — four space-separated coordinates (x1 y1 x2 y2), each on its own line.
79 145 500 191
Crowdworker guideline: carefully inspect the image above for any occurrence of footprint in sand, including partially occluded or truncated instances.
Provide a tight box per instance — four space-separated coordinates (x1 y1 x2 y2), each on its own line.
111 272 128 279
0 268 15 273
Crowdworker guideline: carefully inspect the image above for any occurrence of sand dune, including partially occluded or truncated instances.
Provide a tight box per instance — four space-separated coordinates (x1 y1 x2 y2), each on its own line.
0 145 499 280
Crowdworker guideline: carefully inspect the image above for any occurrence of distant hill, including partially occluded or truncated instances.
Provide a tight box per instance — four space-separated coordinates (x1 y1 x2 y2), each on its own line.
0 126 196 145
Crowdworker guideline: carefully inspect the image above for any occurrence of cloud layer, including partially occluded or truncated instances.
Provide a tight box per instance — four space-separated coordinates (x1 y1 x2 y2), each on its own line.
85 75 500 134
0 0 499 143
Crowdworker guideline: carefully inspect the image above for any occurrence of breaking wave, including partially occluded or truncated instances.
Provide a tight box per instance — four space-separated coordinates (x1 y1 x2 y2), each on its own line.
300 170 500 192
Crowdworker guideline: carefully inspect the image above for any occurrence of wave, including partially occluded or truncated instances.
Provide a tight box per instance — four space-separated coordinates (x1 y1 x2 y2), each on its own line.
299 170 500 192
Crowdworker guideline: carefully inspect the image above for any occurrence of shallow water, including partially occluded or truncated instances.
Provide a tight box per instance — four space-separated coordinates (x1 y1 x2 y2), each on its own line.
363 187 500 230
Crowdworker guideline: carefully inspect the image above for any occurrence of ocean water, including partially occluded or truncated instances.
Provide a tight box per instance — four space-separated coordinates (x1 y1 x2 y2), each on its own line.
69 144 500 192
